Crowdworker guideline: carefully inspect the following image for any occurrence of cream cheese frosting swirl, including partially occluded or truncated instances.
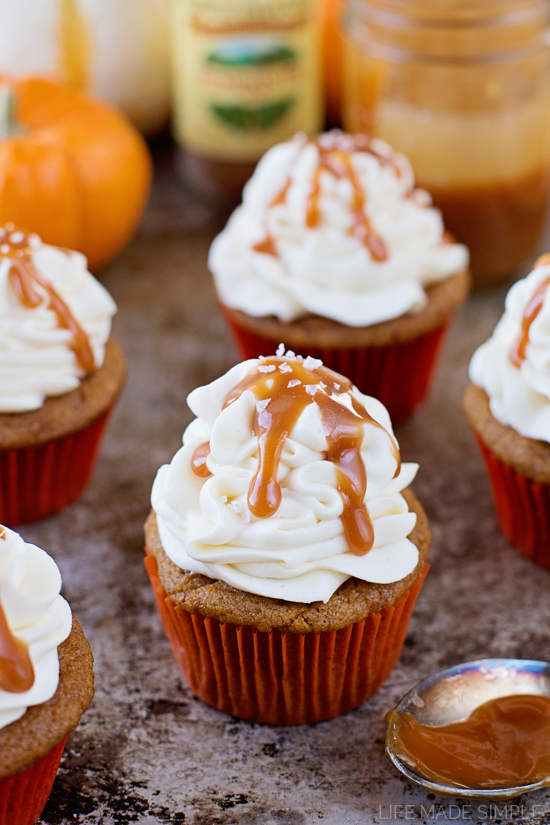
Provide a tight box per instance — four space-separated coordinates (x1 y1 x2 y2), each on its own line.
0 526 72 730
0 226 117 413
470 256 550 442
152 354 420 603
209 131 469 327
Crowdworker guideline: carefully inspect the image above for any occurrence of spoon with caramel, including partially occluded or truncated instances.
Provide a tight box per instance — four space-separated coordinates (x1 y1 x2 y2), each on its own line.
385 658 550 799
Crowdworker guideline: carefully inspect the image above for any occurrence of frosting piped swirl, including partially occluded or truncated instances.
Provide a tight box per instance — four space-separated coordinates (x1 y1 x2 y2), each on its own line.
0 225 117 412
470 255 550 442
152 354 420 603
0 526 72 730
209 131 469 328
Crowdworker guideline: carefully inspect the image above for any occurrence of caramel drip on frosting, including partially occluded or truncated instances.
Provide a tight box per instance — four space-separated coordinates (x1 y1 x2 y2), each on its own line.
191 441 212 478
510 254 550 368
0 526 35 693
0 224 94 374
192 358 400 556
306 146 388 261
252 131 390 261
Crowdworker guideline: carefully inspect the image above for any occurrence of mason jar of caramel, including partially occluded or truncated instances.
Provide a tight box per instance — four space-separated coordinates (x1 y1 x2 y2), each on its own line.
342 0 550 286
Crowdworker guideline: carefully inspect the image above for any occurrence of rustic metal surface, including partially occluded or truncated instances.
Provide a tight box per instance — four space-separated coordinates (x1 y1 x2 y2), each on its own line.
26 143 550 824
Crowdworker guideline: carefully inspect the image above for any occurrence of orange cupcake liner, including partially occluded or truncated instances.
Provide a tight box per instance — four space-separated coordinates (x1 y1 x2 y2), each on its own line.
145 552 429 725
0 406 115 526
221 308 451 426
0 735 67 825
474 433 550 571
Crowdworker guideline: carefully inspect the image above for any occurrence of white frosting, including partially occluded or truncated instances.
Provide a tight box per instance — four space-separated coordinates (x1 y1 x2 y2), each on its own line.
470 261 550 442
0 232 117 412
209 133 469 327
152 357 420 604
0 527 72 730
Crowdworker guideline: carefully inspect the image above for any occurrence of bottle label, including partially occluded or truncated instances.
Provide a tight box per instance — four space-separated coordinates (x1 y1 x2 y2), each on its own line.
172 0 323 161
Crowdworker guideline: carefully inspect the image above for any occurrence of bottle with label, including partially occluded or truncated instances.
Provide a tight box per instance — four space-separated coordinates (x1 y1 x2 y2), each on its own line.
341 0 550 287
171 0 324 206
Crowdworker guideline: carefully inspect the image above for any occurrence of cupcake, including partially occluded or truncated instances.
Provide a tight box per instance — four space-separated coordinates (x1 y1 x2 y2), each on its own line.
464 254 550 570
210 130 470 425
0 224 127 525
0 525 94 825
145 351 430 725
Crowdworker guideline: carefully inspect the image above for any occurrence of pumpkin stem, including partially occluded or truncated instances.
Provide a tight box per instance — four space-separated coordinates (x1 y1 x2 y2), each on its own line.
0 85 21 139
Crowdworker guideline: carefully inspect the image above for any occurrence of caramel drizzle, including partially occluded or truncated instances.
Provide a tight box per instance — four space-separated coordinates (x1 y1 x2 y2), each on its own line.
510 254 550 368
0 225 94 373
0 526 35 693
192 358 400 557
252 131 390 262
191 441 212 478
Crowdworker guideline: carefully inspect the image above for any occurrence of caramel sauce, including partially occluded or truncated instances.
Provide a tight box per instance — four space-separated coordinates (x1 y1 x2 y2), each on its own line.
0 225 94 373
0 526 35 694
387 694 550 790
191 441 212 478
509 254 550 368
426 166 550 286
252 131 389 261
192 357 400 556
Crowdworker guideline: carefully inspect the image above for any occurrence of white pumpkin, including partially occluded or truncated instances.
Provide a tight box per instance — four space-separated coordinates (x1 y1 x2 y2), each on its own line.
0 0 171 135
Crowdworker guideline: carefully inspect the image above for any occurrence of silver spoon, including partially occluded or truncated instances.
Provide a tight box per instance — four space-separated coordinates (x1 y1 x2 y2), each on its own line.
385 658 550 800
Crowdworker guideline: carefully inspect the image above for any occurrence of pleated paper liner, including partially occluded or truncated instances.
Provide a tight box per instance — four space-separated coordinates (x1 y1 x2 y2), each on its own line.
0 408 114 527
220 307 451 427
145 552 429 725
0 735 67 825
474 433 550 571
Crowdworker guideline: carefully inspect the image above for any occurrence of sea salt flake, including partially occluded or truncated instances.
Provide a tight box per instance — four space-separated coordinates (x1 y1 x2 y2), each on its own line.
257 399 270 413
287 379 301 388
258 365 276 373
276 343 285 357
304 356 323 371
320 382 327 389
305 385 317 396
266 379 274 389
286 350 296 358
278 363 292 373
334 383 340 391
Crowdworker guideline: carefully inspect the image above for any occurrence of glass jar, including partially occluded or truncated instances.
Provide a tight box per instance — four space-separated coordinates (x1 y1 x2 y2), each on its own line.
342 0 550 286
321 0 344 125
171 0 323 207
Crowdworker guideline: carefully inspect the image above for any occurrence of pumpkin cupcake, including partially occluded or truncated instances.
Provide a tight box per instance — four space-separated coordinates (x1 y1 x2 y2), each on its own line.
210 130 470 425
464 254 550 570
0 224 126 526
145 351 430 725
0 524 94 825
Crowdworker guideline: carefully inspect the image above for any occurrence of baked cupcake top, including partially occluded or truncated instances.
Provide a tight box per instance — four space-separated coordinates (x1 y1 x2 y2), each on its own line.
470 254 550 442
152 350 420 603
0 224 117 413
209 130 468 328
0 525 72 729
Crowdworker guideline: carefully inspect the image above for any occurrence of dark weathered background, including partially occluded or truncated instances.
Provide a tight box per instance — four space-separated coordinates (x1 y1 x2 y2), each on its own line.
26 140 550 824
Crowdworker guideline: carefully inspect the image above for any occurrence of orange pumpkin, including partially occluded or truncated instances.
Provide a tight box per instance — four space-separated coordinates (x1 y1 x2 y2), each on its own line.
0 76 152 270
